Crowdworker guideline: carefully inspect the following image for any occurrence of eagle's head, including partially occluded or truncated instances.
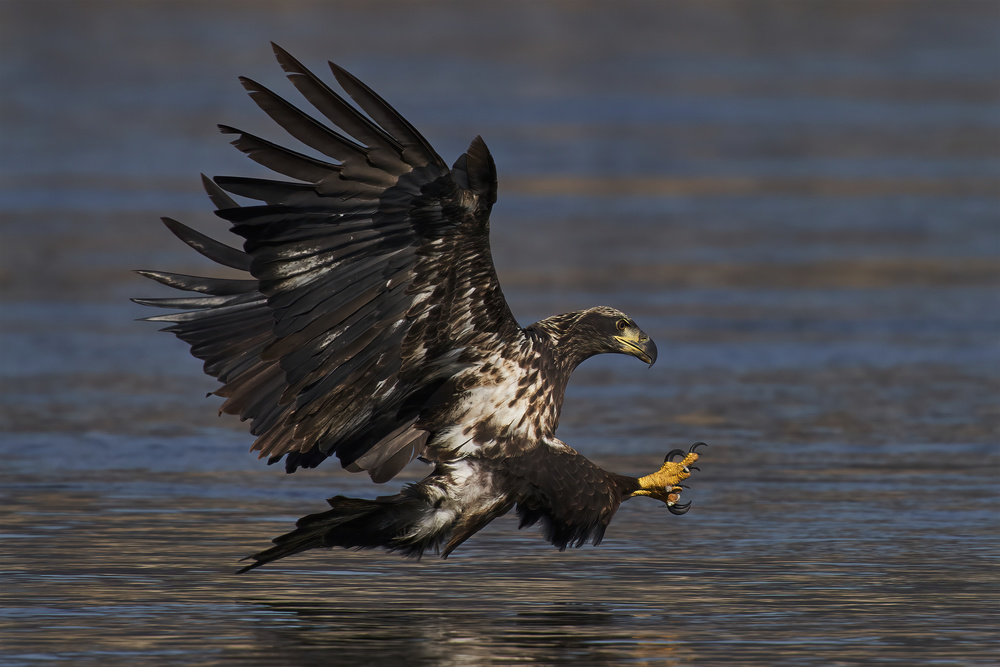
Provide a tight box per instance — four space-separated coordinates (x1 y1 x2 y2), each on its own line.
569 306 658 366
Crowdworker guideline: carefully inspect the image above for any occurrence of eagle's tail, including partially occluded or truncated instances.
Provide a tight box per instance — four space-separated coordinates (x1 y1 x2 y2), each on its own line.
236 494 428 573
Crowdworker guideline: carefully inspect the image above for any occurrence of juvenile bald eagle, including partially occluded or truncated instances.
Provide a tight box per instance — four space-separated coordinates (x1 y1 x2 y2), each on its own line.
135 44 705 572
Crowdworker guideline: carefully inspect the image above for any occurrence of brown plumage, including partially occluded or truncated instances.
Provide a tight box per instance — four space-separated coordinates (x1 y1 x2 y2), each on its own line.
135 44 706 572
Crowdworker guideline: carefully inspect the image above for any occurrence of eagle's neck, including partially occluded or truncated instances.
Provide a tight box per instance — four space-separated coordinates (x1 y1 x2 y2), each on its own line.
527 310 605 373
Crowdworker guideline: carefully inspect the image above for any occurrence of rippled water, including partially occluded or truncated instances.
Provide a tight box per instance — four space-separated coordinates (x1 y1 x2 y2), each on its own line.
2 1 998 665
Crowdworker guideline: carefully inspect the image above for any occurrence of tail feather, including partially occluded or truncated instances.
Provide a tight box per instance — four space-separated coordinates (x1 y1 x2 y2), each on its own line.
236 494 428 573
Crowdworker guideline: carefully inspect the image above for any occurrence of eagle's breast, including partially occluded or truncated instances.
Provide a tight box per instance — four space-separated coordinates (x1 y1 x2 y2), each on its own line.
430 336 566 457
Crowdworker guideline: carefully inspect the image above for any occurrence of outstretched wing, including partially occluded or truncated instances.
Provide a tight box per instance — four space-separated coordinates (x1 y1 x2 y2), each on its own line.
135 44 523 482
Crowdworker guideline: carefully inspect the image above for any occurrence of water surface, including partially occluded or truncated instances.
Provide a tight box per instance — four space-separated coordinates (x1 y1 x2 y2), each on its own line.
1 1 998 665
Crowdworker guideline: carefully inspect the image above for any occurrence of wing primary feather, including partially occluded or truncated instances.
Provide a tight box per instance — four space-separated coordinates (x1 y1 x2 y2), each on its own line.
239 76 372 164
270 44 406 166
159 217 251 271
327 62 446 169
219 125 340 184
138 294 263 323
132 295 240 310
133 271 257 296
213 175 378 207
216 205 347 228
201 173 240 210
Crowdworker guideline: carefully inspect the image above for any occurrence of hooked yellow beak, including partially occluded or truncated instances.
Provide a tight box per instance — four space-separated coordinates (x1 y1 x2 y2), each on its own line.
615 328 657 366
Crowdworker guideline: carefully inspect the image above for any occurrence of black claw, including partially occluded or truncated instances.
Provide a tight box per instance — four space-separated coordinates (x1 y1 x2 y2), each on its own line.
664 448 686 463
668 501 692 515
689 442 708 453
688 466 700 472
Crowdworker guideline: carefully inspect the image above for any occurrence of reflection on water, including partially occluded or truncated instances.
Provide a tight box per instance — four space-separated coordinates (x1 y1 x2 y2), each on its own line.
2 0 998 665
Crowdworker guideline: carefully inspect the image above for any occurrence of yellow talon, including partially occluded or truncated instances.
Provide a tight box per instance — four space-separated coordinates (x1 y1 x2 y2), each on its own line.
632 452 700 505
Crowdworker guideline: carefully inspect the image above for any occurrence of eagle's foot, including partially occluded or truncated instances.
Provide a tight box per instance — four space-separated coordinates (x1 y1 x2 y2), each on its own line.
633 442 706 512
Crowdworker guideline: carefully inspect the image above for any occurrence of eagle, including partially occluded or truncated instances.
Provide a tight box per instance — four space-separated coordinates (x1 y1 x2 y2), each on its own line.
135 44 706 572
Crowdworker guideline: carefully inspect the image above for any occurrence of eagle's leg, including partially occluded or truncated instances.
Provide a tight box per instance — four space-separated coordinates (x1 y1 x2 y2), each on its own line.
630 442 706 513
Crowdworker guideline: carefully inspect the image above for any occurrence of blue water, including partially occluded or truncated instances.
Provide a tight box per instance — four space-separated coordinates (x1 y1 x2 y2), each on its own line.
2 1 998 665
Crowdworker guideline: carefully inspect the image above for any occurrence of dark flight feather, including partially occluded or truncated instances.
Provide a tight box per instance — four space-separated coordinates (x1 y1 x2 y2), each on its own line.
140 45 518 476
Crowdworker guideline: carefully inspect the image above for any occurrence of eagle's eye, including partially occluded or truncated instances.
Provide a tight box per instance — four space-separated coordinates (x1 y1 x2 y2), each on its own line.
616 318 628 332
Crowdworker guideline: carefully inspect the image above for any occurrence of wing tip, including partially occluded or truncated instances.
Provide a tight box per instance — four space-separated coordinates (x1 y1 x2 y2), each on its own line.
451 135 497 207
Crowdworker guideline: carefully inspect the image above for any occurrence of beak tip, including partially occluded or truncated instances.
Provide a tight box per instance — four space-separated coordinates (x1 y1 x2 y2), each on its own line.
620 331 658 367
646 339 658 367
